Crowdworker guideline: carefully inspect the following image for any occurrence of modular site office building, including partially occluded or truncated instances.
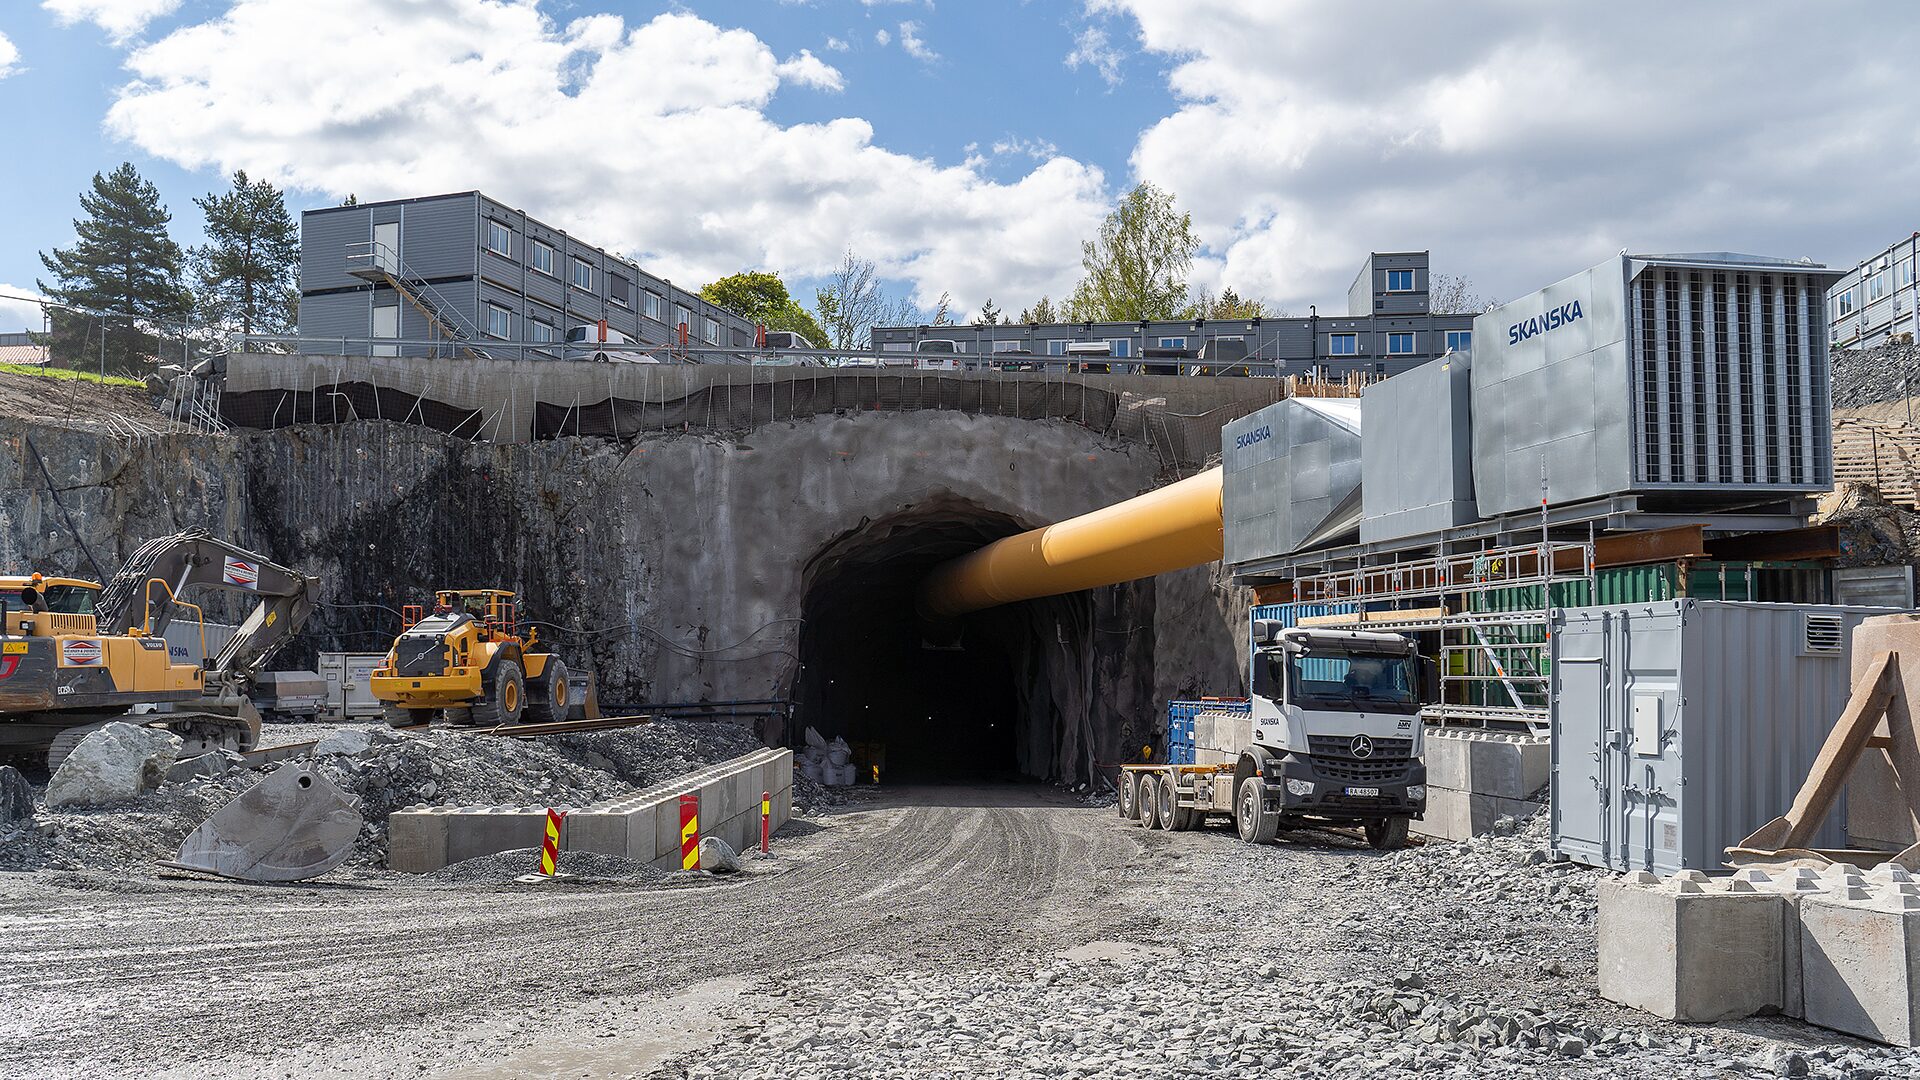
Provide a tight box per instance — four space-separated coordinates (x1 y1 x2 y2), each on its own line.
297 192 758 358
1828 230 1920 350
1217 250 1846 730
870 251 1478 376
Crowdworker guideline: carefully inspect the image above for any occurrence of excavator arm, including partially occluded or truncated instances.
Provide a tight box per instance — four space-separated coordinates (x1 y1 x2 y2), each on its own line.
95 528 317 697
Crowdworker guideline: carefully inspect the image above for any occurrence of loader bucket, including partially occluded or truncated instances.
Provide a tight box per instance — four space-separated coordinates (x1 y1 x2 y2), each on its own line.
164 762 363 882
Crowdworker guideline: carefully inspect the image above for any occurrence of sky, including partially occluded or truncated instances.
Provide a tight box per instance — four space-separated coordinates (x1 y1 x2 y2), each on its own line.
0 1 1917 335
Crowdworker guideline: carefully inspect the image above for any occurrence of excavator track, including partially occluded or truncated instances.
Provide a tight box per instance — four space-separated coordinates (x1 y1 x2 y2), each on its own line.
42 712 260 772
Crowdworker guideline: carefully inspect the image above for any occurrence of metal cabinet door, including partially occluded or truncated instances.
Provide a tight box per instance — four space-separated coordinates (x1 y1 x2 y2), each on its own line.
1551 615 1612 868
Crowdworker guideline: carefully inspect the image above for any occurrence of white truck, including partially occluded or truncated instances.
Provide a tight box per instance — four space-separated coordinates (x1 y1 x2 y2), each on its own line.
1119 621 1432 849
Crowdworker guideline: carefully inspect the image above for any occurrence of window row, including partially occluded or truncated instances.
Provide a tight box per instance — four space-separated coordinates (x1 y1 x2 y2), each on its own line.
477 302 726 344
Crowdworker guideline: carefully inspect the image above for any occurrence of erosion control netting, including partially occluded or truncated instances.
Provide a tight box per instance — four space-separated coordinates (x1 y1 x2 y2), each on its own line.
220 358 1285 471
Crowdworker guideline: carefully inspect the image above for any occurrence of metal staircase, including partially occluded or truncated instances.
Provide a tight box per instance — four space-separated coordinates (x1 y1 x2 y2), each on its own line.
344 241 485 358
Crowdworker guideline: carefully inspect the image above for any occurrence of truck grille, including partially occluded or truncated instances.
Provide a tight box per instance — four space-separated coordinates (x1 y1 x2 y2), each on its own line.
1306 735 1414 785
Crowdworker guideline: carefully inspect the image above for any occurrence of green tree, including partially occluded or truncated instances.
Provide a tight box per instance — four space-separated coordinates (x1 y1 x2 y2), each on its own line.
974 298 1002 326
37 162 192 372
699 270 829 348
1185 286 1272 321
1017 296 1059 324
191 170 300 339
1065 182 1197 322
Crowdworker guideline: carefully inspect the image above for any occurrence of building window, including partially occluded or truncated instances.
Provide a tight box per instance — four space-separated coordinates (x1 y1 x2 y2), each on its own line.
1387 332 1415 355
1836 288 1856 318
569 257 594 292
703 317 721 345
529 318 556 344
1901 260 1917 288
1106 339 1133 358
643 292 664 321
992 340 1024 353
1871 273 1888 301
1386 269 1415 292
485 220 512 258
485 303 512 340
880 342 912 352
1157 337 1187 349
673 305 692 332
530 240 555 277
1445 330 1472 353
610 273 631 308
1047 340 1069 356
1329 332 1358 355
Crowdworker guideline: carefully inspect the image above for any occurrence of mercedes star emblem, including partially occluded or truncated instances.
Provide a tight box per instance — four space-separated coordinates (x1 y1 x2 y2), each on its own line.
1350 735 1374 759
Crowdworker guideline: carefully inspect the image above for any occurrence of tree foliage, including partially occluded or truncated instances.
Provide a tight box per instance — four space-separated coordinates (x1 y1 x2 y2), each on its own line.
973 298 1002 326
699 270 828 347
1017 296 1059 324
36 162 191 372
1186 286 1274 321
813 250 918 349
191 170 299 339
1429 273 1494 314
1065 182 1197 322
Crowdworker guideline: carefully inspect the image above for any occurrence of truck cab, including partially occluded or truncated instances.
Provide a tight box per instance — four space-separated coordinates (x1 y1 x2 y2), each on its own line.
1238 621 1432 847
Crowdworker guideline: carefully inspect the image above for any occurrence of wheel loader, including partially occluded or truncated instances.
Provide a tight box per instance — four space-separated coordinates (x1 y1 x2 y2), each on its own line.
369 590 573 727
0 529 317 769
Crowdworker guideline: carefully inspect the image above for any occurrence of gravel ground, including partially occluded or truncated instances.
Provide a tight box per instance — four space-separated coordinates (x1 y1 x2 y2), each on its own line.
4 787 1917 1078
0 716 778 872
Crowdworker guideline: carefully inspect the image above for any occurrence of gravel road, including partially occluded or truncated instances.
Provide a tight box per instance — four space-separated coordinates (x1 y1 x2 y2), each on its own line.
3 787 1915 1079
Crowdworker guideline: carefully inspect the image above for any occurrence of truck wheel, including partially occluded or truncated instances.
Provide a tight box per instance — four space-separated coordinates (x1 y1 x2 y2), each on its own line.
1161 773 1194 831
1117 772 1139 820
1153 773 1178 831
525 658 570 723
1235 776 1280 845
469 660 526 726
1138 778 1163 829
1365 817 1410 851
382 704 433 728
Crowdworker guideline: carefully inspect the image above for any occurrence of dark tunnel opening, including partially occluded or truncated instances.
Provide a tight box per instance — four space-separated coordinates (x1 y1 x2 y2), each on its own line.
792 497 1093 784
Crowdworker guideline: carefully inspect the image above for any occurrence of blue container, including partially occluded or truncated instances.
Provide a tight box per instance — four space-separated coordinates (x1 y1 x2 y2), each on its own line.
1165 698 1249 765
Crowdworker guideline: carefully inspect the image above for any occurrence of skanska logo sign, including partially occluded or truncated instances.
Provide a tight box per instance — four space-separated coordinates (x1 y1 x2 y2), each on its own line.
1234 426 1272 450
1507 299 1584 345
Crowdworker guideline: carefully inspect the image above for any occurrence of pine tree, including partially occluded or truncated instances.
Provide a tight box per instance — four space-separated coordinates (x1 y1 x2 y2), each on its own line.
37 163 191 372
974 298 1002 326
191 171 300 339
1018 296 1059 324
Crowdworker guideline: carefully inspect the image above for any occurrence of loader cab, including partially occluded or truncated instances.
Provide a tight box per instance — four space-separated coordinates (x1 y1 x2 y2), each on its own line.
436 589 519 640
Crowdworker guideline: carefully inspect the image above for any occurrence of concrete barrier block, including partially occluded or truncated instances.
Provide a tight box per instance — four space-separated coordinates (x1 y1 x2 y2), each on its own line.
1598 871 1786 1022
1424 732 1469 793
1801 883 1920 1045
387 811 447 873
1730 866 1834 1018
1425 729 1550 800
1848 750 1918 850
444 809 546 865
654 794 682 862
567 811 630 859
1411 785 1542 841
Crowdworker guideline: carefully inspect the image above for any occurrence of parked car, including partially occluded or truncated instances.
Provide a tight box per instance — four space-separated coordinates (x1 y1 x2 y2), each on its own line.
916 339 961 371
566 323 661 363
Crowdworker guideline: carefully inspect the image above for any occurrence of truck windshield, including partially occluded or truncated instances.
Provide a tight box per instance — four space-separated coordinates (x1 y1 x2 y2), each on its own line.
1289 651 1419 713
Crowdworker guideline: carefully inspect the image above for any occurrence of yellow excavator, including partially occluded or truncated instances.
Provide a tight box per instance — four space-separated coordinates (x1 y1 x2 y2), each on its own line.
369 589 572 727
0 529 317 769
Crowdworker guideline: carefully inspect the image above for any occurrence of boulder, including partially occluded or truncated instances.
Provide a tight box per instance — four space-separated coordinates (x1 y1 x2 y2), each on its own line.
45 722 182 808
166 749 247 783
312 727 398 758
0 765 34 823
699 836 741 874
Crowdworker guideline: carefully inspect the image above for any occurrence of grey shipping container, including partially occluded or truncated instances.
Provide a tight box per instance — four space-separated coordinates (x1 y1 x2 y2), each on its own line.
319 652 389 720
1550 599 1892 874
161 619 239 667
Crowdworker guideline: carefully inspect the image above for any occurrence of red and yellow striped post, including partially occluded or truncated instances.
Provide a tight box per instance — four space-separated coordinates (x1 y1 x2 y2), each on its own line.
535 808 565 876
760 790 771 853
679 793 700 870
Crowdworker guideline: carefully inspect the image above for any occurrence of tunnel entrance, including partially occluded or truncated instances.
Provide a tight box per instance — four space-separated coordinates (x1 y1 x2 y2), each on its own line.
792 497 1094 783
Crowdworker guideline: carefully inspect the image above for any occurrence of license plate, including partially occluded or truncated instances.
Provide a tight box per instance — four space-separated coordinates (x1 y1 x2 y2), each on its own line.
1345 786 1380 797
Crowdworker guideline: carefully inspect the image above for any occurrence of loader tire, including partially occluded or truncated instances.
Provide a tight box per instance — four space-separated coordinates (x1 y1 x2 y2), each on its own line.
470 660 526 727
1235 776 1280 846
383 704 433 728
525 658 570 723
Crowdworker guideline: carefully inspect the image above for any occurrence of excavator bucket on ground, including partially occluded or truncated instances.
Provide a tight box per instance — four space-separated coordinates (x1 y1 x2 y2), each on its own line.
164 762 362 882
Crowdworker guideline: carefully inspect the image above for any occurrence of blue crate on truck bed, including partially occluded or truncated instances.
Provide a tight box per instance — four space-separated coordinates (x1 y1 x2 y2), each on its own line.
1165 698 1249 765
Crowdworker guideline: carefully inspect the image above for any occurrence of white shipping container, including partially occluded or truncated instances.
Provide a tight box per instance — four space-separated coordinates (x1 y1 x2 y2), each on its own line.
319 652 389 720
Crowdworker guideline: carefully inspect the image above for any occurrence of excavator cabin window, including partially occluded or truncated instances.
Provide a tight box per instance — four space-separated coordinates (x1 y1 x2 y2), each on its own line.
40 585 97 615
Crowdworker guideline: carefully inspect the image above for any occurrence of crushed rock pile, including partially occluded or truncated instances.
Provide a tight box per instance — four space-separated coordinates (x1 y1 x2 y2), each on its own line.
1831 341 1920 409
0 717 788 874
1821 484 1920 568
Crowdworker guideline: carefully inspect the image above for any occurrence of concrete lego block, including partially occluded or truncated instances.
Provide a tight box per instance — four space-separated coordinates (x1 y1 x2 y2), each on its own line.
1410 785 1542 841
444 808 546 865
386 808 448 874
1598 870 1786 1022
1730 865 1842 1018
1801 882 1920 1045
1424 729 1550 801
566 811 631 859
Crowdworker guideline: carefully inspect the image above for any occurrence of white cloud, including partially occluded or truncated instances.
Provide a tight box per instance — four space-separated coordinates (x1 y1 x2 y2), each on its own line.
774 49 843 92
1065 25 1123 88
897 21 936 62
0 286 49 334
873 27 890 47
42 0 181 42
0 32 19 78
993 136 1059 161
106 2 1107 314
824 36 849 52
1102 1 1920 311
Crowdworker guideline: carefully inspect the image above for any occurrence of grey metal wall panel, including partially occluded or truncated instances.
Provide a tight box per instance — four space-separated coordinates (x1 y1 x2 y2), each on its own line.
1550 600 1886 874
397 194 477 280
296 292 367 343
1360 354 1476 543
1222 398 1363 567
1833 566 1915 609
299 208 370 293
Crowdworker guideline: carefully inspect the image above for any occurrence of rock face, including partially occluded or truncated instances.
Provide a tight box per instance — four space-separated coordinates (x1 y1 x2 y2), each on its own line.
45 723 183 808
0 765 34 823
698 836 740 874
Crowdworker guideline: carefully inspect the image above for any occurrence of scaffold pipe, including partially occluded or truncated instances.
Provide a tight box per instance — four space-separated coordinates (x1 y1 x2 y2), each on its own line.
917 467 1224 619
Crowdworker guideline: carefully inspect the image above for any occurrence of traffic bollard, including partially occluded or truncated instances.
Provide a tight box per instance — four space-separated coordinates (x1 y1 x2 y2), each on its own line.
678 793 699 870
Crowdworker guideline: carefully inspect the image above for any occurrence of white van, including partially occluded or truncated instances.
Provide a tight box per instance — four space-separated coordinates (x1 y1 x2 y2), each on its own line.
915 338 962 371
566 323 659 363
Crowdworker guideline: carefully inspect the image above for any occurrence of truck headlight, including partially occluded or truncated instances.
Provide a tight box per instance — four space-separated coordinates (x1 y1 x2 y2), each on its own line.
1285 778 1315 797
1408 784 1427 802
